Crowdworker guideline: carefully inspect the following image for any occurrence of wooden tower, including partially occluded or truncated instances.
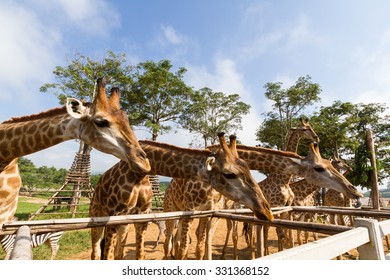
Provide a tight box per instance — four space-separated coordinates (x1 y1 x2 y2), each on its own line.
29 141 94 220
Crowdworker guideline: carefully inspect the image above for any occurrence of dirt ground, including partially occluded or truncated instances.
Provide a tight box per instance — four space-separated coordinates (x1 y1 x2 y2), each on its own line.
69 220 268 260
67 219 341 260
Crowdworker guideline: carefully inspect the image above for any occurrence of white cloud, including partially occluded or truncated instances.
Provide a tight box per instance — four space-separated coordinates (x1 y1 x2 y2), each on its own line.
186 56 261 145
56 0 120 35
156 24 189 47
0 2 62 87
348 30 390 106
161 25 184 45
151 25 199 62
238 14 327 60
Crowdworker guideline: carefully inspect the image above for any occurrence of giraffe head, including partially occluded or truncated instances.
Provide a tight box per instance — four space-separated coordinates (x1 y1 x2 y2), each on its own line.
329 153 362 207
292 118 319 143
65 78 150 174
205 133 274 221
299 143 362 200
330 153 353 175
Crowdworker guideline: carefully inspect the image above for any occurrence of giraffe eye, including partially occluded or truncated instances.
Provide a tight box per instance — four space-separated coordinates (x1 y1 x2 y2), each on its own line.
223 173 237 179
314 166 325 172
94 118 110 128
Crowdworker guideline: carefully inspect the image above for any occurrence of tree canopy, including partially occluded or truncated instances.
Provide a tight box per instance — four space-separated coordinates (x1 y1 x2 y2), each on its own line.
256 75 321 150
180 87 251 147
40 51 132 104
19 157 67 190
40 52 192 141
310 102 390 188
123 59 192 140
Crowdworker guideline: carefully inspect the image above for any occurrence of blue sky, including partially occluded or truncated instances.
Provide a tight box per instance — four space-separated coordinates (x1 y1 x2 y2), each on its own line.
1 0 390 180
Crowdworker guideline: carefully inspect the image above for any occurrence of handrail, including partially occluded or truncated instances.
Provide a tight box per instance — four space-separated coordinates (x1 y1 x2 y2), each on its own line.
257 218 390 260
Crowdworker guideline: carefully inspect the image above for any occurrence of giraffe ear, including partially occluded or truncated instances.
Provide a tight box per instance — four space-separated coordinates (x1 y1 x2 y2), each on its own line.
206 156 216 171
66 98 89 119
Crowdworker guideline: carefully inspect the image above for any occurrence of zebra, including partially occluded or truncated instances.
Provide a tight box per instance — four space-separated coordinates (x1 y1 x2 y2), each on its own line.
1 230 64 260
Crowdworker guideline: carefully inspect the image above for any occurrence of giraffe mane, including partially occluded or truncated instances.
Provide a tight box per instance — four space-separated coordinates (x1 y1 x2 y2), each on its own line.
139 140 212 156
236 144 303 159
2 107 67 124
1 101 92 124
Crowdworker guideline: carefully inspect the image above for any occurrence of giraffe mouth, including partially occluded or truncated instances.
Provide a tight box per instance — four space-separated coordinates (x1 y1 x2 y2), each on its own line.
343 185 364 200
253 201 274 221
255 210 274 222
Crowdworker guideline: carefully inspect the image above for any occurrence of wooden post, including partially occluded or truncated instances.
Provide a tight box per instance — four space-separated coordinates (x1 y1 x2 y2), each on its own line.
366 128 380 210
256 225 264 257
10 226 32 260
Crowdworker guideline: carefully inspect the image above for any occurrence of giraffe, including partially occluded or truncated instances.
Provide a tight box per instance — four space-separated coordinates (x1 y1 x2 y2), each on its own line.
162 177 226 260
290 154 354 245
89 168 152 260
163 119 317 259
289 179 321 245
0 78 150 226
235 143 362 257
90 133 274 260
220 199 242 260
161 134 274 260
256 118 319 254
324 155 355 226
164 140 363 259
235 143 362 200
0 159 21 225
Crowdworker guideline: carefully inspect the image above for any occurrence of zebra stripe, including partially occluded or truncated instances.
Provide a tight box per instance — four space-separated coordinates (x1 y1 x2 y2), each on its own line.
1 231 64 260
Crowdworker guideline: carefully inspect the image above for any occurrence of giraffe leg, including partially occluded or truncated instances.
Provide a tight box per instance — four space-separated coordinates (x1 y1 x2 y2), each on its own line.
203 217 220 260
195 218 208 260
176 218 193 260
232 220 238 260
276 227 285 252
296 213 304 245
163 219 177 259
263 225 270 255
243 222 255 258
221 219 232 259
173 221 182 257
153 221 165 249
134 222 148 260
114 224 129 260
249 223 255 259
91 226 104 260
104 225 119 260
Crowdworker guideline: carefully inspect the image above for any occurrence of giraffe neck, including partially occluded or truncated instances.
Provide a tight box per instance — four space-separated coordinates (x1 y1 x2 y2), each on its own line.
264 129 303 186
0 158 21 224
291 180 319 199
286 130 301 153
236 144 302 175
139 141 210 179
0 107 78 164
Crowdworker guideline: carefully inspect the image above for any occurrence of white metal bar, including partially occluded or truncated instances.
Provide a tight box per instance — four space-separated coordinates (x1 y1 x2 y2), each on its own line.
356 218 385 260
256 227 369 260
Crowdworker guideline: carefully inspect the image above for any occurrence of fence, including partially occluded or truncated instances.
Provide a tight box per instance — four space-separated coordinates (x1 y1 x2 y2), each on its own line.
257 217 390 260
1 206 390 260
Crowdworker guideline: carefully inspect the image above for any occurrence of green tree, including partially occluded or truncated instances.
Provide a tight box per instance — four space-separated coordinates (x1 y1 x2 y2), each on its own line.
256 75 321 149
180 87 251 147
40 53 193 141
311 102 390 189
40 51 132 103
19 157 68 190
309 101 356 158
123 59 192 141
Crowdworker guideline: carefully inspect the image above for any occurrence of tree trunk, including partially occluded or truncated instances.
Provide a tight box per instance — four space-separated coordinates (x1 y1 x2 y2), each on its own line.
366 128 380 210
